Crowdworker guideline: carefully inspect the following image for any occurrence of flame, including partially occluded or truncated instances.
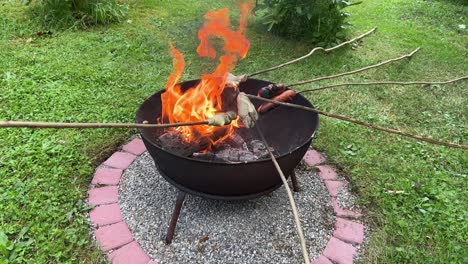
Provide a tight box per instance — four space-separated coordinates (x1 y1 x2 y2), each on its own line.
161 2 253 150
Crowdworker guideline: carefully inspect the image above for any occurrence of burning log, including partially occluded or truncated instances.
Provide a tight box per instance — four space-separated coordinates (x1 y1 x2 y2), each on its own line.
192 131 254 162
191 133 274 163
157 129 209 156
224 133 249 150
157 112 238 156
156 90 266 160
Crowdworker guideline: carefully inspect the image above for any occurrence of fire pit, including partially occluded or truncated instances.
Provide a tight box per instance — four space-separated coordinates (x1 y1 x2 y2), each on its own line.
136 78 318 199
136 78 318 243
132 2 320 245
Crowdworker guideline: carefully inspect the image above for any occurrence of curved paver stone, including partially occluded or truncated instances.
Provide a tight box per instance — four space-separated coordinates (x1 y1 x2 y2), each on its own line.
331 197 362 219
104 152 137 169
323 237 357 264
123 138 147 156
88 186 119 206
95 222 133 251
90 203 123 227
334 218 365 244
92 168 123 186
316 165 339 181
89 144 366 264
303 149 326 166
108 241 151 264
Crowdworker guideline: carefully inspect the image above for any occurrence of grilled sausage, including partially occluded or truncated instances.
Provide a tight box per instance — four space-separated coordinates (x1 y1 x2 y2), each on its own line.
257 84 286 99
257 89 296 114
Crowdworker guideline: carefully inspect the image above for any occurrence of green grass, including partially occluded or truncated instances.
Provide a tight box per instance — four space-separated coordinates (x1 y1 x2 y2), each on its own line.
0 0 466 263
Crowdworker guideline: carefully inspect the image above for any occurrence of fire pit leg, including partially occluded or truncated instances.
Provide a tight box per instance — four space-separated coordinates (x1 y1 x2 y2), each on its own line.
165 191 187 245
290 170 301 192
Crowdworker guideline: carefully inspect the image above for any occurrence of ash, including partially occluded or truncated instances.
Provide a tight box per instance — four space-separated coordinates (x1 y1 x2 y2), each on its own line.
119 153 335 264
192 133 276 163
158 128 278 163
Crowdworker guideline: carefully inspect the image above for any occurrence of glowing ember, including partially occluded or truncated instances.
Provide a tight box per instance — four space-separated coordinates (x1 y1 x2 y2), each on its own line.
160 2 253 151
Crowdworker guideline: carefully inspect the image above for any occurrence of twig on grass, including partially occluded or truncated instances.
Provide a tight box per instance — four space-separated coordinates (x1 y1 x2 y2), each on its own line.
287 48 421 88
252 115 310 264
297 76 468 93
247 27 377 77
246 94 468 150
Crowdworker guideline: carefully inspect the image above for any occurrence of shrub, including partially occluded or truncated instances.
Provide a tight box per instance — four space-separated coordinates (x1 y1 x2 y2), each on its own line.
256 0 360 46
24 0 128 28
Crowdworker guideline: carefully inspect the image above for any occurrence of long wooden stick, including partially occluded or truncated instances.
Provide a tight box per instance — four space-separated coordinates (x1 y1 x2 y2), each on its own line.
297 76 468 93
247 27 377 77
246 94 468 150
0 120 209 129
287 48 420 87
253 116 310 264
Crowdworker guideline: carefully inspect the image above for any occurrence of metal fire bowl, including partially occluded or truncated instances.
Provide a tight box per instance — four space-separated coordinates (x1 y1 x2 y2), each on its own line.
136 78 319 200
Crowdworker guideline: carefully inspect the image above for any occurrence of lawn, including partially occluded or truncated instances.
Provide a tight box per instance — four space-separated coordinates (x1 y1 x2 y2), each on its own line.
0 0 466 263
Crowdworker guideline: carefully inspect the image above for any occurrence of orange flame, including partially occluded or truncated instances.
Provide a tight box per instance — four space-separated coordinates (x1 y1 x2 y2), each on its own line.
161 2 253 150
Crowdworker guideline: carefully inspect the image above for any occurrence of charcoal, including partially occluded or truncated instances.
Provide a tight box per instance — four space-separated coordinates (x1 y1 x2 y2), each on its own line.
192 152 217 161
214 148 258 163
157 130 208 156
224 133 249 150
193 147 259 163
249 139 270 159
213 141 231 151
158 128 277 162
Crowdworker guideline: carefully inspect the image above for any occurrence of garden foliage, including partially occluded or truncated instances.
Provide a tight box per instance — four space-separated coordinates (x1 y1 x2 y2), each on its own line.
256 0 360 45
24 0 128 28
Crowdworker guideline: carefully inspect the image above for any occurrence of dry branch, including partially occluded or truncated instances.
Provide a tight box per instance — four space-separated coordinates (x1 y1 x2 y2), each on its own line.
297 76 468 93
253 116 310 264
288 48 421 87
0 120 209 129
247 27 377 77
246 94 468 150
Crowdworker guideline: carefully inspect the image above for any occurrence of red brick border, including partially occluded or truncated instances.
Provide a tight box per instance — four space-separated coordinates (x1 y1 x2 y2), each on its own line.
304 150 365 264
88 139 365 264
88 138 153 264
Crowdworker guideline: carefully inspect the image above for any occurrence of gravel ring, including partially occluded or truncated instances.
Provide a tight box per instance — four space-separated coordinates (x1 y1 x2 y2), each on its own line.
118 153 334 264
87 139 368 264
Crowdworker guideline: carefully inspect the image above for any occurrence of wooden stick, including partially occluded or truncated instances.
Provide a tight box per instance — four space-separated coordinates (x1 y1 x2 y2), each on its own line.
297 76 468 93
247 27 377 77
253 116 310 264
246 94 468 150
288 48 421 87
0 120 209 129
